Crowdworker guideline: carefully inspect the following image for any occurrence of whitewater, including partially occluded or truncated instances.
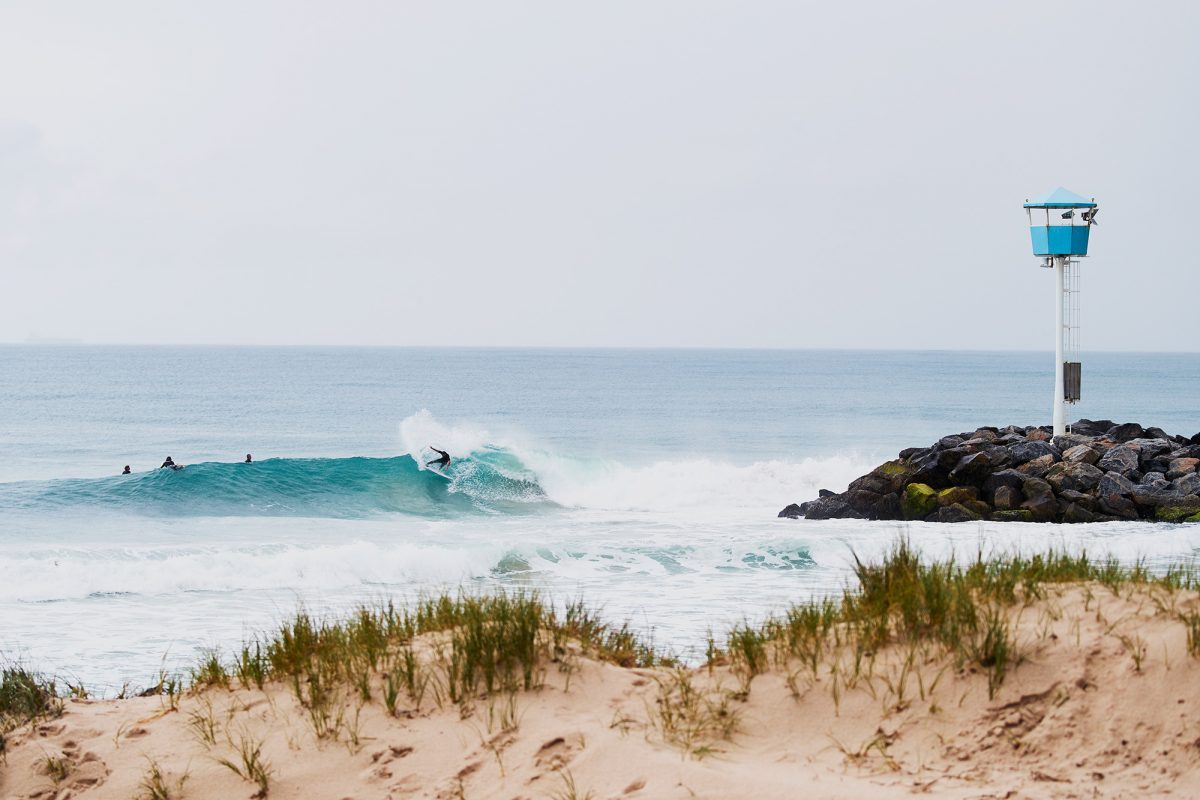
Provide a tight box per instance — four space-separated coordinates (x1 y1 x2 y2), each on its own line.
2 346 1199 689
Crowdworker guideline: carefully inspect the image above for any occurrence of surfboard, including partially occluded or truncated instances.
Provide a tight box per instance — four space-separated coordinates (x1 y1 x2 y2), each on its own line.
426 466 451 480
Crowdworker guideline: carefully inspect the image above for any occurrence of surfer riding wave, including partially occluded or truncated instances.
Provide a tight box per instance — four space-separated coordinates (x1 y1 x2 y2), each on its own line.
425 447 451 471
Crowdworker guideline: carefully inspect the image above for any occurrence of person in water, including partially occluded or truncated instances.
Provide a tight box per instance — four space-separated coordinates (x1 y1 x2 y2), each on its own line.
245 453 252 463
160 456 176 469
425 446 451 470
122 465 131 474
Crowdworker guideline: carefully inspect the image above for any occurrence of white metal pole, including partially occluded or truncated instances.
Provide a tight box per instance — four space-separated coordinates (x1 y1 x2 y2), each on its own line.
1053 255 1066 436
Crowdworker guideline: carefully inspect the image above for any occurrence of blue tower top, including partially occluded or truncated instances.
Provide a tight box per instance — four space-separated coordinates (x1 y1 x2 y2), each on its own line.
1024 187 1097 209
1024 186 1098 257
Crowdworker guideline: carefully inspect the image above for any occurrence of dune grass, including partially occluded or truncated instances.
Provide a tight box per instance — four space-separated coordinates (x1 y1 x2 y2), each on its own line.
1 665 64 757
178 591 670 747
723 540 1198 701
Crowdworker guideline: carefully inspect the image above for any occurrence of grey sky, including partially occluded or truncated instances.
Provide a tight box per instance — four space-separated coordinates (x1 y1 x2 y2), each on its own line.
1 2 1196 349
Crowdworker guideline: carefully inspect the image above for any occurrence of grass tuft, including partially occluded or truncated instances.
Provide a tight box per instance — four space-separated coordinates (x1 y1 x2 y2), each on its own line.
720 539 1197 704
137 757 189 800
0 666 63 736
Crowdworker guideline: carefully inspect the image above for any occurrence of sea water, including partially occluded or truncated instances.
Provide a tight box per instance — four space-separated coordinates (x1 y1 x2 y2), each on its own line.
1 346 1198 690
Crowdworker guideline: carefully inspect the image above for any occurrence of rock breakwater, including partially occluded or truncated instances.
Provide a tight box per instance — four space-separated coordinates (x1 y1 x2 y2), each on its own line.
781 420 1200 524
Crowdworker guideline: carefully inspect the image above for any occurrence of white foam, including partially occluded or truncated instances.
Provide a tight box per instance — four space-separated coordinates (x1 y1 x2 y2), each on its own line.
399 409 495 467
0 534 506 604
398 410 875 514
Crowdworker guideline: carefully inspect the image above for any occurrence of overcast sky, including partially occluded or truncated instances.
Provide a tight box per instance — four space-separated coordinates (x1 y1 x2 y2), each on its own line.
1 2 1196 349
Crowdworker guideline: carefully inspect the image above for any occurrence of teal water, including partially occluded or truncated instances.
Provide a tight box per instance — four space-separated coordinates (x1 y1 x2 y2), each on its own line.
1 346 1198 688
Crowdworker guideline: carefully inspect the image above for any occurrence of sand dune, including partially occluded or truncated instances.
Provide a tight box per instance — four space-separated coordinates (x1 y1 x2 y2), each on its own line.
5 583 1200 799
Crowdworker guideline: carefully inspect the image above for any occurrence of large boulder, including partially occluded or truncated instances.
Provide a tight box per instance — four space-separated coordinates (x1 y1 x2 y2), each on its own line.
931 503 984 523
847 474 888 495
1130 485 1182 510
849 460 915 495
1062 444 1100 466
1016 454 1056 477
876 493 902 520
1072 419 1115 437
803 496 865 520
1168 458 1199 480
937 486 979 507
1053 433 1092 452
950 451 993 484
1022 476 1054 500
937 446 973 471
993 485 1021 510
844 490 884 518
980 446 1013 469
1062 503 1100 523
1047 462 1105 494
1108 422 1145 442
1140 472 1169 487
778 503 804 519
1098 445 1140 477
1174 473 1200 496
1021 493 1059 522
982 469 1027 501
1058 489 1098 511
1098 471 1136 497
1098 492 1138 519
1129 438 1175 467
1144 426 1174 441
901 483 939 520
908 450 947 488
1008 440 1059 465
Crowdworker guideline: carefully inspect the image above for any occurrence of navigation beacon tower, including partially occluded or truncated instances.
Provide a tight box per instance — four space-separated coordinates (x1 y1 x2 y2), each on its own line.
1023 187 1099 437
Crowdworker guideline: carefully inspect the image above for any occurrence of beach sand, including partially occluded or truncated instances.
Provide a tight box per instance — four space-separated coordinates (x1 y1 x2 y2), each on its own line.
4 583 1200 799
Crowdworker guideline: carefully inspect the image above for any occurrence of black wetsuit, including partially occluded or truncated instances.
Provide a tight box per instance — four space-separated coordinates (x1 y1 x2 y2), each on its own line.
426 448 451 469
160 458 175 469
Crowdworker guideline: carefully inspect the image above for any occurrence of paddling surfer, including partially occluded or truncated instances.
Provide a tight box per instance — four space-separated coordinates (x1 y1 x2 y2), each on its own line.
425 447 451 471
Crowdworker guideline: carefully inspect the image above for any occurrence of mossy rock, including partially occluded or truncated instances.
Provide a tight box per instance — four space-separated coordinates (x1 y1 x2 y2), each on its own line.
879 460 915 478
992 509 1035 523
937 486 979 507
902 483 938 520
1156 505 1200 522
963 499 993 518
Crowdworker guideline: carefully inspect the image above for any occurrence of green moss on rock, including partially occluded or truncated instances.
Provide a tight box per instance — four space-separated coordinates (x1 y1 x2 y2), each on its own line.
902 483 938 520
937 486 979 507
1156 505 1200 522
879 460 914 478
991 509 1035 523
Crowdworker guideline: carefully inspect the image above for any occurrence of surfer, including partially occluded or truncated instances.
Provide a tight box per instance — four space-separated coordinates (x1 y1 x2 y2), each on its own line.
122 465 131 475
245 453 253 463
160 456 176 469
425 446 451 471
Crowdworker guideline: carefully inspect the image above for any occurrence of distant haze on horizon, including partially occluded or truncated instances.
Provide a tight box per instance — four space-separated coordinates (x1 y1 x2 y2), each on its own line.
1 2 1197 350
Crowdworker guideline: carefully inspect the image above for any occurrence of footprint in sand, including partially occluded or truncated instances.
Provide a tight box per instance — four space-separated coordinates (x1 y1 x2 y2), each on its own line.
533 736 578 771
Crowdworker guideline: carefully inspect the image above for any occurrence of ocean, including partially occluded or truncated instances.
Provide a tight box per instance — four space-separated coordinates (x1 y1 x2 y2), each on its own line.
2 345 1198 690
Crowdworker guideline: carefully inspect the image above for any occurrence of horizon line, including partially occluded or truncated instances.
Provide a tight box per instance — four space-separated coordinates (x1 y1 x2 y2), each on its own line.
2 342 1199 356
